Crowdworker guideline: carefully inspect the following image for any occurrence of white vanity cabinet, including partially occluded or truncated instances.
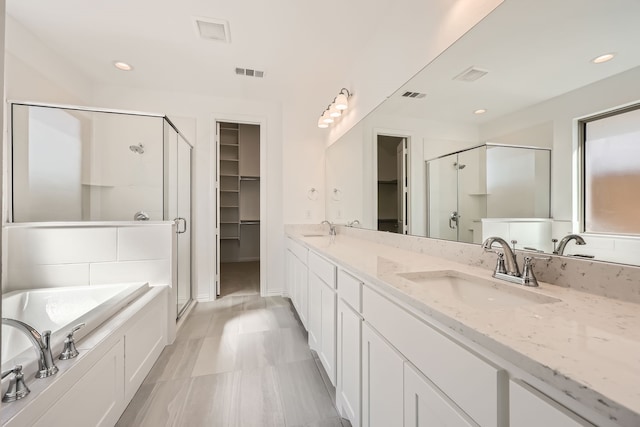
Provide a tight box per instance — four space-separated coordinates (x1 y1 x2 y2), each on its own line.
362 322 405 427
404 362 475 427
307 250 337 385
336 269 364 427
286 238 309 328
509 380 595 427
363 285 506 427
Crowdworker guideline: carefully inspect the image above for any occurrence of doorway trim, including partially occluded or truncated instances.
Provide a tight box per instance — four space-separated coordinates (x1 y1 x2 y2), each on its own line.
210 113 267 300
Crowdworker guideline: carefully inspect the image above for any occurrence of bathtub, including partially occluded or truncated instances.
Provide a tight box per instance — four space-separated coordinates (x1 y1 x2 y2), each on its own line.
1 283 149 374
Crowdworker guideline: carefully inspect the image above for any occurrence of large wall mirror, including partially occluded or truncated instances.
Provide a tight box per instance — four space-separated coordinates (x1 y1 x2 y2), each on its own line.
325 0 640 266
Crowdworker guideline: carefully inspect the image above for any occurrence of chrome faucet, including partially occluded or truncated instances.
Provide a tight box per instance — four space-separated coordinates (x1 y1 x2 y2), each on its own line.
482 237 550 287
2 318 59 378
321 220 337 236
481 236 520 276
553 234 586 255
347 219 360 227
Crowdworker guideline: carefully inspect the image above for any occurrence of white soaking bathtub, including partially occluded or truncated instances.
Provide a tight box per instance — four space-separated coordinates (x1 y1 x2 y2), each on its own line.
1 283 149 373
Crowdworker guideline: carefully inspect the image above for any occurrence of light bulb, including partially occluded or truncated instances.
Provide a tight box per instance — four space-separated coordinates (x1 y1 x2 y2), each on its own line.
113 61 133 71
335 92 349 110
317 117 328 128
322 110 334 124
329 104 342 118
592 53 615 64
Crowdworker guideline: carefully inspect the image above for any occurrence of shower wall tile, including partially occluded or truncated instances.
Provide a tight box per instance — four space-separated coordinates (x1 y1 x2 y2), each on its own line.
7 263 90 291
90 260 171 286
118 225 172 261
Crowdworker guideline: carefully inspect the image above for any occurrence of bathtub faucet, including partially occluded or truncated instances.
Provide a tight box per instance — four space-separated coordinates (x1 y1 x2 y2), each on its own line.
2 318 59 378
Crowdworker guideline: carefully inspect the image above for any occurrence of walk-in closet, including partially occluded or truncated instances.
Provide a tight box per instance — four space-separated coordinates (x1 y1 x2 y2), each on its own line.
217 121 261 296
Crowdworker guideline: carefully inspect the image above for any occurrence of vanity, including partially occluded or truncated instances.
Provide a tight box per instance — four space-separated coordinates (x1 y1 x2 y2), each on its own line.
285 226 640 427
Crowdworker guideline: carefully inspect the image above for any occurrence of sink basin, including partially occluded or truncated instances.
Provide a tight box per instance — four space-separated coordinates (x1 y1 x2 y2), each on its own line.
397 270 561 310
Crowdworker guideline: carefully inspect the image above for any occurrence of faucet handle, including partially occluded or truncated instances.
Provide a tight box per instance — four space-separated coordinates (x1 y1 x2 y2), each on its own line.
59 323 85 360
1 365 30 402
521 255 552 287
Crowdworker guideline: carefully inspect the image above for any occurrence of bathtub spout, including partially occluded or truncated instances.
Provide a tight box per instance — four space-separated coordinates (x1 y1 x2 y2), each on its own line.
2 318 59 378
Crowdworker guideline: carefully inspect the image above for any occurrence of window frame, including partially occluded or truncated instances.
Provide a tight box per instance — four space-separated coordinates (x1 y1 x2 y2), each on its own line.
578 101 640 237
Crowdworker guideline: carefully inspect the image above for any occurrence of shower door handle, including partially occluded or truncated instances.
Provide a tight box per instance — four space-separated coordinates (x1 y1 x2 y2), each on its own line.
449 211 459 229
174 217 187 234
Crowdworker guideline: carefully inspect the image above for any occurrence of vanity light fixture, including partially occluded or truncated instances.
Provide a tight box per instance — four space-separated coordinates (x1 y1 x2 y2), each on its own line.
592 53 615 64
113 61 133 71
474 109 487 115
318 88 352 128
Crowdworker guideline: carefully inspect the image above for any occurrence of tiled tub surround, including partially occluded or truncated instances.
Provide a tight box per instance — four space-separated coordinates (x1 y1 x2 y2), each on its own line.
285 225 640 427
3 222 173 292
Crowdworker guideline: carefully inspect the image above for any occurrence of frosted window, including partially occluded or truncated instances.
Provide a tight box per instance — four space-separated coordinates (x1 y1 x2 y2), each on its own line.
584 107 640 235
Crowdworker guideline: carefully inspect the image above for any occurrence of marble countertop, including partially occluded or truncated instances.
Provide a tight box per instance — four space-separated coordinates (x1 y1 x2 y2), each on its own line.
288 233 640 427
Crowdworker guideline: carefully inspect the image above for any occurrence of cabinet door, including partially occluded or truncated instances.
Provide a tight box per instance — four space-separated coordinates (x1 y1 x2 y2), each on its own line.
308 273 322 352
319 280 337 386
362 323 404 427
404 363 474 427
510 380 594 427
337 299 361 427
286 250 298 311
296 256 309 328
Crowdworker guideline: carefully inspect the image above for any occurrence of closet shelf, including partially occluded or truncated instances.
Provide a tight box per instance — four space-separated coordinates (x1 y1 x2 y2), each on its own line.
378 179 398 185
220 205 239 209
240 220 260 225
240 176 260 181
220 158 239 162
220 174 239 178
220 189 240 193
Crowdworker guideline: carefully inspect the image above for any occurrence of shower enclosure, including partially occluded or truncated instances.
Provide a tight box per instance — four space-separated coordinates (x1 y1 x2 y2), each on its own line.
427 143 551 244
9 102 193 317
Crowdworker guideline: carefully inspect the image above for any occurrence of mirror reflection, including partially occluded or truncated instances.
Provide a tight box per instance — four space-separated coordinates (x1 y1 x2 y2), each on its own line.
325 0 640 266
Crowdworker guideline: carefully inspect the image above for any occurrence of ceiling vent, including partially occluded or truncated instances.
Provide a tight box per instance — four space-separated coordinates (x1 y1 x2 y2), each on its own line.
401 91 426 99
235 68 265 78
453 66 489 82
193 17 230 43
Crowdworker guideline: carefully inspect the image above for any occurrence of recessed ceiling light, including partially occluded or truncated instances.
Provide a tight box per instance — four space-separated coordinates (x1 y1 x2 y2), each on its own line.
474 109 487 115
114 61 133 71
592 53 615 64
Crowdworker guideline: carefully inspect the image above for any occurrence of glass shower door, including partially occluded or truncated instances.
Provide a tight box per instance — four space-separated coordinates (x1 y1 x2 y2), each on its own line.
176 135 192 317
164 120 192 319
427 153 459 240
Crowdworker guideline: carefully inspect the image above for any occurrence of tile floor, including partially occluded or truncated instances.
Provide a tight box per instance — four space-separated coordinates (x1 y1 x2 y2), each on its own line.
117 264 349 427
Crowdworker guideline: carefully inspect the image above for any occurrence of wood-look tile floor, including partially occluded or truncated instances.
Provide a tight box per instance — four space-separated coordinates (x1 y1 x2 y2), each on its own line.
116 294 351 427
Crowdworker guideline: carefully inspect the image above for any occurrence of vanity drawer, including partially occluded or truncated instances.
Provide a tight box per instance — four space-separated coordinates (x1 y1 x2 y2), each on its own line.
287 238 308 265
363 285 505 427
308 251 336 288
337 269 362 312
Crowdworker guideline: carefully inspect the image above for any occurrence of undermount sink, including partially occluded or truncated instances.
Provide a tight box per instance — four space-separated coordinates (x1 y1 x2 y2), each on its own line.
397 270 561 310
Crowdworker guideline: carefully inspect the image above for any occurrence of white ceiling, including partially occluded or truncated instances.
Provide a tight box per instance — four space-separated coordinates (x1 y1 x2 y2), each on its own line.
6 0 394 102
376 0 640 125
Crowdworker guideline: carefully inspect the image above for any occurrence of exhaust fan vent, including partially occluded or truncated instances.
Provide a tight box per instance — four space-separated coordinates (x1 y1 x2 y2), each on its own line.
235 67 265 78
453 66 489 82
401 91 426 99
194 17 230 43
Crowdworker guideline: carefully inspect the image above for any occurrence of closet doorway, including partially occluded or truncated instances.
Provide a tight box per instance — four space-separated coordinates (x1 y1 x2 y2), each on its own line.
216 121 261 297
376 134 408 234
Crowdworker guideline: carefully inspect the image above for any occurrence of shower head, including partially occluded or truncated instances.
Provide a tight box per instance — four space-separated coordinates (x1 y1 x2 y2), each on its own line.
129 143 144 154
